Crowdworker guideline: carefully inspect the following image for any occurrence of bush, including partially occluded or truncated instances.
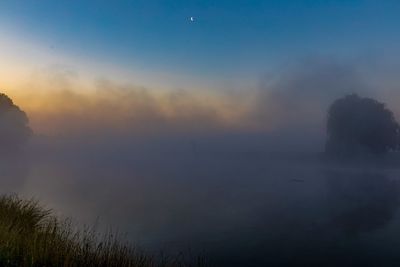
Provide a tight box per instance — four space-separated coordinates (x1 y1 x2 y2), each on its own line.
0 195 207 267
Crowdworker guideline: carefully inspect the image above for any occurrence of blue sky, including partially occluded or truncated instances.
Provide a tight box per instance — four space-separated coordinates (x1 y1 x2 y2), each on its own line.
1 0 400 88
1 1 400 135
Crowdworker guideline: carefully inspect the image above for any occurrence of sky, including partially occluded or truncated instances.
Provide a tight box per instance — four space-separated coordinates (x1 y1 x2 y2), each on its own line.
1 1 400 135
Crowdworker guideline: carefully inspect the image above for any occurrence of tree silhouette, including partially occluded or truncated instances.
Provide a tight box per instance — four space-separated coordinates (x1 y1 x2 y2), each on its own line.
0 93 31 151
325 94 399 156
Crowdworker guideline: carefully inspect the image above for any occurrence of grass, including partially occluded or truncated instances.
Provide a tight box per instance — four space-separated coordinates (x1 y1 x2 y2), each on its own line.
0 195 208 267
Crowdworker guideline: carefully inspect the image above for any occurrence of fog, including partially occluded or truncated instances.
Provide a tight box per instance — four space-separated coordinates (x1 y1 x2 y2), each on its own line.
2 59 400 266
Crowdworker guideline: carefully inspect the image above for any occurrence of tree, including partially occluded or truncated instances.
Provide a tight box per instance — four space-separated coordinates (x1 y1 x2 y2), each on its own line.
325 94 399 156
0 93 31 151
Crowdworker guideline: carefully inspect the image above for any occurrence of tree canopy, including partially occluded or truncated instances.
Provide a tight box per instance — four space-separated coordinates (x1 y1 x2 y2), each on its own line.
325 94 399 156
0 93 31 151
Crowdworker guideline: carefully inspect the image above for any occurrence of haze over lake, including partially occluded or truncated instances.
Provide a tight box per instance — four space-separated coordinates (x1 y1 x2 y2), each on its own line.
2 1 400 266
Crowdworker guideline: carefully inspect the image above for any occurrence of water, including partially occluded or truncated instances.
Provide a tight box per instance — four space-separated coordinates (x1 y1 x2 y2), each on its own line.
3 137 400 266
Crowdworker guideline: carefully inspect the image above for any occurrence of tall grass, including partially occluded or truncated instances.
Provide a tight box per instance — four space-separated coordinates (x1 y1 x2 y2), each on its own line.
0 195 207 267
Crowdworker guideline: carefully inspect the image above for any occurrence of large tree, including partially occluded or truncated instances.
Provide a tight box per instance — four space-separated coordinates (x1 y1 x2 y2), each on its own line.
0 93 31 151
326 94 399 156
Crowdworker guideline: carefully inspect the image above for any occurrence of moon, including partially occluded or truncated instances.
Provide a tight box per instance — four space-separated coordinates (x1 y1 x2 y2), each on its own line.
190 16 194 22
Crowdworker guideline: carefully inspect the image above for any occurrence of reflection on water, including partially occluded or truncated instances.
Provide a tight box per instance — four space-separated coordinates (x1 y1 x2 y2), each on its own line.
5 139 400 266
326 171 400 236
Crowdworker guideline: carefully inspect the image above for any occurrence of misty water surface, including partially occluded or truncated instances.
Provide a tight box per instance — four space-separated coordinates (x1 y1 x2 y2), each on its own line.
1 134 400 266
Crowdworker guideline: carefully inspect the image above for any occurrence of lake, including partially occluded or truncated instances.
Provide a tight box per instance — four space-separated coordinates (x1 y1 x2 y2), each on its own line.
3 137 400 266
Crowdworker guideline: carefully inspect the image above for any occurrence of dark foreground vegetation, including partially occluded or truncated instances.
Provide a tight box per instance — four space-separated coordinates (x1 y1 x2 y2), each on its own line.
0 195 207 267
